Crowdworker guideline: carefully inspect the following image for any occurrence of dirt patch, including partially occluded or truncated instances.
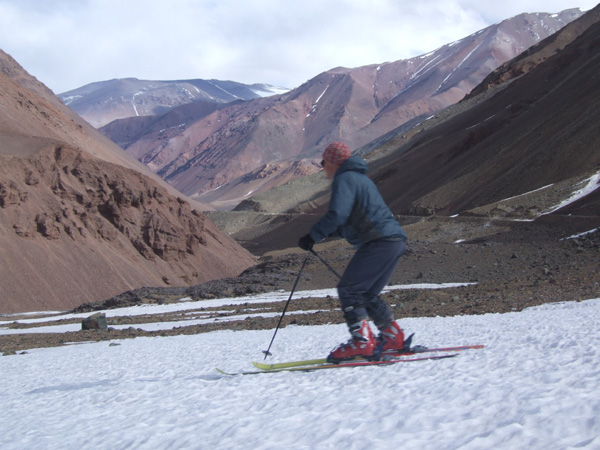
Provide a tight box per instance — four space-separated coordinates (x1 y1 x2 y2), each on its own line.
1 214 599 355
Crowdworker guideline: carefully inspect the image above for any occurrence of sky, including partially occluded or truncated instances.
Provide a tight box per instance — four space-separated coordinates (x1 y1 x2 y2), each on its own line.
0 1 598 94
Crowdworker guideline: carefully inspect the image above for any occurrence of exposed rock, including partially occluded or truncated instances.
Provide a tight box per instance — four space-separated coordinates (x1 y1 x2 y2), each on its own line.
0 141 256 313
82 313 107 330
0 50 256 314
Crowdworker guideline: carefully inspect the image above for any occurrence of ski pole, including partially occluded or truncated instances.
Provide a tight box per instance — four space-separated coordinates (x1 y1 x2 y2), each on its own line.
262 250 311 359
309 248 343 280
310 248 370 304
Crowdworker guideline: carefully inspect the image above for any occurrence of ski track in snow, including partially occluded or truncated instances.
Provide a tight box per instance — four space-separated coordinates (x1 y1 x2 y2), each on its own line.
1 295 600 449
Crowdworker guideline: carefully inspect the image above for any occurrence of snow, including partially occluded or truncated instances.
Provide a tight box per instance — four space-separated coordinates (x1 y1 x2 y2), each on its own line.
0 284 472 334
564 228 599 240
206 81 242 100
250 85 290 97
2 289 600 449
435 42 482 94
58 94 82 105
452 171 600 221
412 54 445 80
131 91 144 116
181 88 195 99
307 85 329 117
546 172 600 214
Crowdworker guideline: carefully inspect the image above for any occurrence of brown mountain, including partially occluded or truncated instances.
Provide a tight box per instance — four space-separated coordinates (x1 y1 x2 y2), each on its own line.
373 6 600 218
216 4 600 255
197 159 322 210
97 10 583 208
0 50 256 314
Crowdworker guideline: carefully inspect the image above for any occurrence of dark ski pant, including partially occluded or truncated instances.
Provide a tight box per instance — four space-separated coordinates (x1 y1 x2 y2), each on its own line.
338 238 406 330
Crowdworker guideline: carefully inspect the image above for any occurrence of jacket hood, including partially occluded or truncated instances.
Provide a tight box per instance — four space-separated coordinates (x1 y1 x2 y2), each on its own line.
336 155 368 176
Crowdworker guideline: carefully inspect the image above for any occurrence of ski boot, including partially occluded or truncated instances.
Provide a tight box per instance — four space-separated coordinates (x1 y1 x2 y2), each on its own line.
327 320 377 363
377 321 406 354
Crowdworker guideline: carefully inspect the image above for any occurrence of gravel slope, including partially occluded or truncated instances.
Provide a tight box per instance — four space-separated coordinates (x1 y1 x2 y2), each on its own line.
2 214 598 354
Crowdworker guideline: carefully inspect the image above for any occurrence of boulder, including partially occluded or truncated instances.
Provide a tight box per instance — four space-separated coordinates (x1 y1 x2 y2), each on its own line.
82 312 108 330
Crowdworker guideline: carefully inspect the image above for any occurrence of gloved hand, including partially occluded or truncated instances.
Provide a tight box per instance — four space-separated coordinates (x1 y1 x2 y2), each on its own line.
298 234 315 251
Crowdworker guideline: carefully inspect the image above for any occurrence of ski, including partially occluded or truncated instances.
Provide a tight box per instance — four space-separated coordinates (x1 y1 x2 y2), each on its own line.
253 344 484 371
217 353 458 376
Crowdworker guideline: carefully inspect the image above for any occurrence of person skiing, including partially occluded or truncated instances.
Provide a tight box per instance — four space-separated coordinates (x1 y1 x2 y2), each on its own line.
298 141 408 363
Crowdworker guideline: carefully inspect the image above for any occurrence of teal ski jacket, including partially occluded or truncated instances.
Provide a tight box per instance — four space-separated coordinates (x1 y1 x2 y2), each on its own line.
309 156 407 248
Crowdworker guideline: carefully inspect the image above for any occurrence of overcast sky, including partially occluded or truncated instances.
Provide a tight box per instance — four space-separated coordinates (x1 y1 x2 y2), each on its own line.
0 0 597 94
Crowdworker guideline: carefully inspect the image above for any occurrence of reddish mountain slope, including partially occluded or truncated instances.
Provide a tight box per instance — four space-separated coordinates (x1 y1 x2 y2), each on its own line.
236 5 600 254
97 10 582 207
0 50 256 313
372 8 600 217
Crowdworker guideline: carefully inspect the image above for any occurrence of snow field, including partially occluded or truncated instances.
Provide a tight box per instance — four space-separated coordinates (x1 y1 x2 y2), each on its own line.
1 298 600 449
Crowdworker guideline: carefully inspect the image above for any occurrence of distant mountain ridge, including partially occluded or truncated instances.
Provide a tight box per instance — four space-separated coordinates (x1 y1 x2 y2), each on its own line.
59 78 289 128
87 9 584 208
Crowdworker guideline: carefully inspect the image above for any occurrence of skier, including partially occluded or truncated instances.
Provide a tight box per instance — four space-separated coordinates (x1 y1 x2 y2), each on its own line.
298 142 408 362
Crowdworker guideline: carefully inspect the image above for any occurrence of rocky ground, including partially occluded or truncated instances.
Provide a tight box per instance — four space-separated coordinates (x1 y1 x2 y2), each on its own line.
1 214 599 355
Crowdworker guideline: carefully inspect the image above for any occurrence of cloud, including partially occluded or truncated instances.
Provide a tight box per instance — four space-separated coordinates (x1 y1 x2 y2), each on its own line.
0 0 596 93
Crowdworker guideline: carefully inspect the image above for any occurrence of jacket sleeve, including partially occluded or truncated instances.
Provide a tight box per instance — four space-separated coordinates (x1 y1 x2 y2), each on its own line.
309 174 355 242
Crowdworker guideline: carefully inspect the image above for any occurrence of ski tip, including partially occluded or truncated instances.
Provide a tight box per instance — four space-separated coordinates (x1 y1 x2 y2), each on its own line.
215 368 236 376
